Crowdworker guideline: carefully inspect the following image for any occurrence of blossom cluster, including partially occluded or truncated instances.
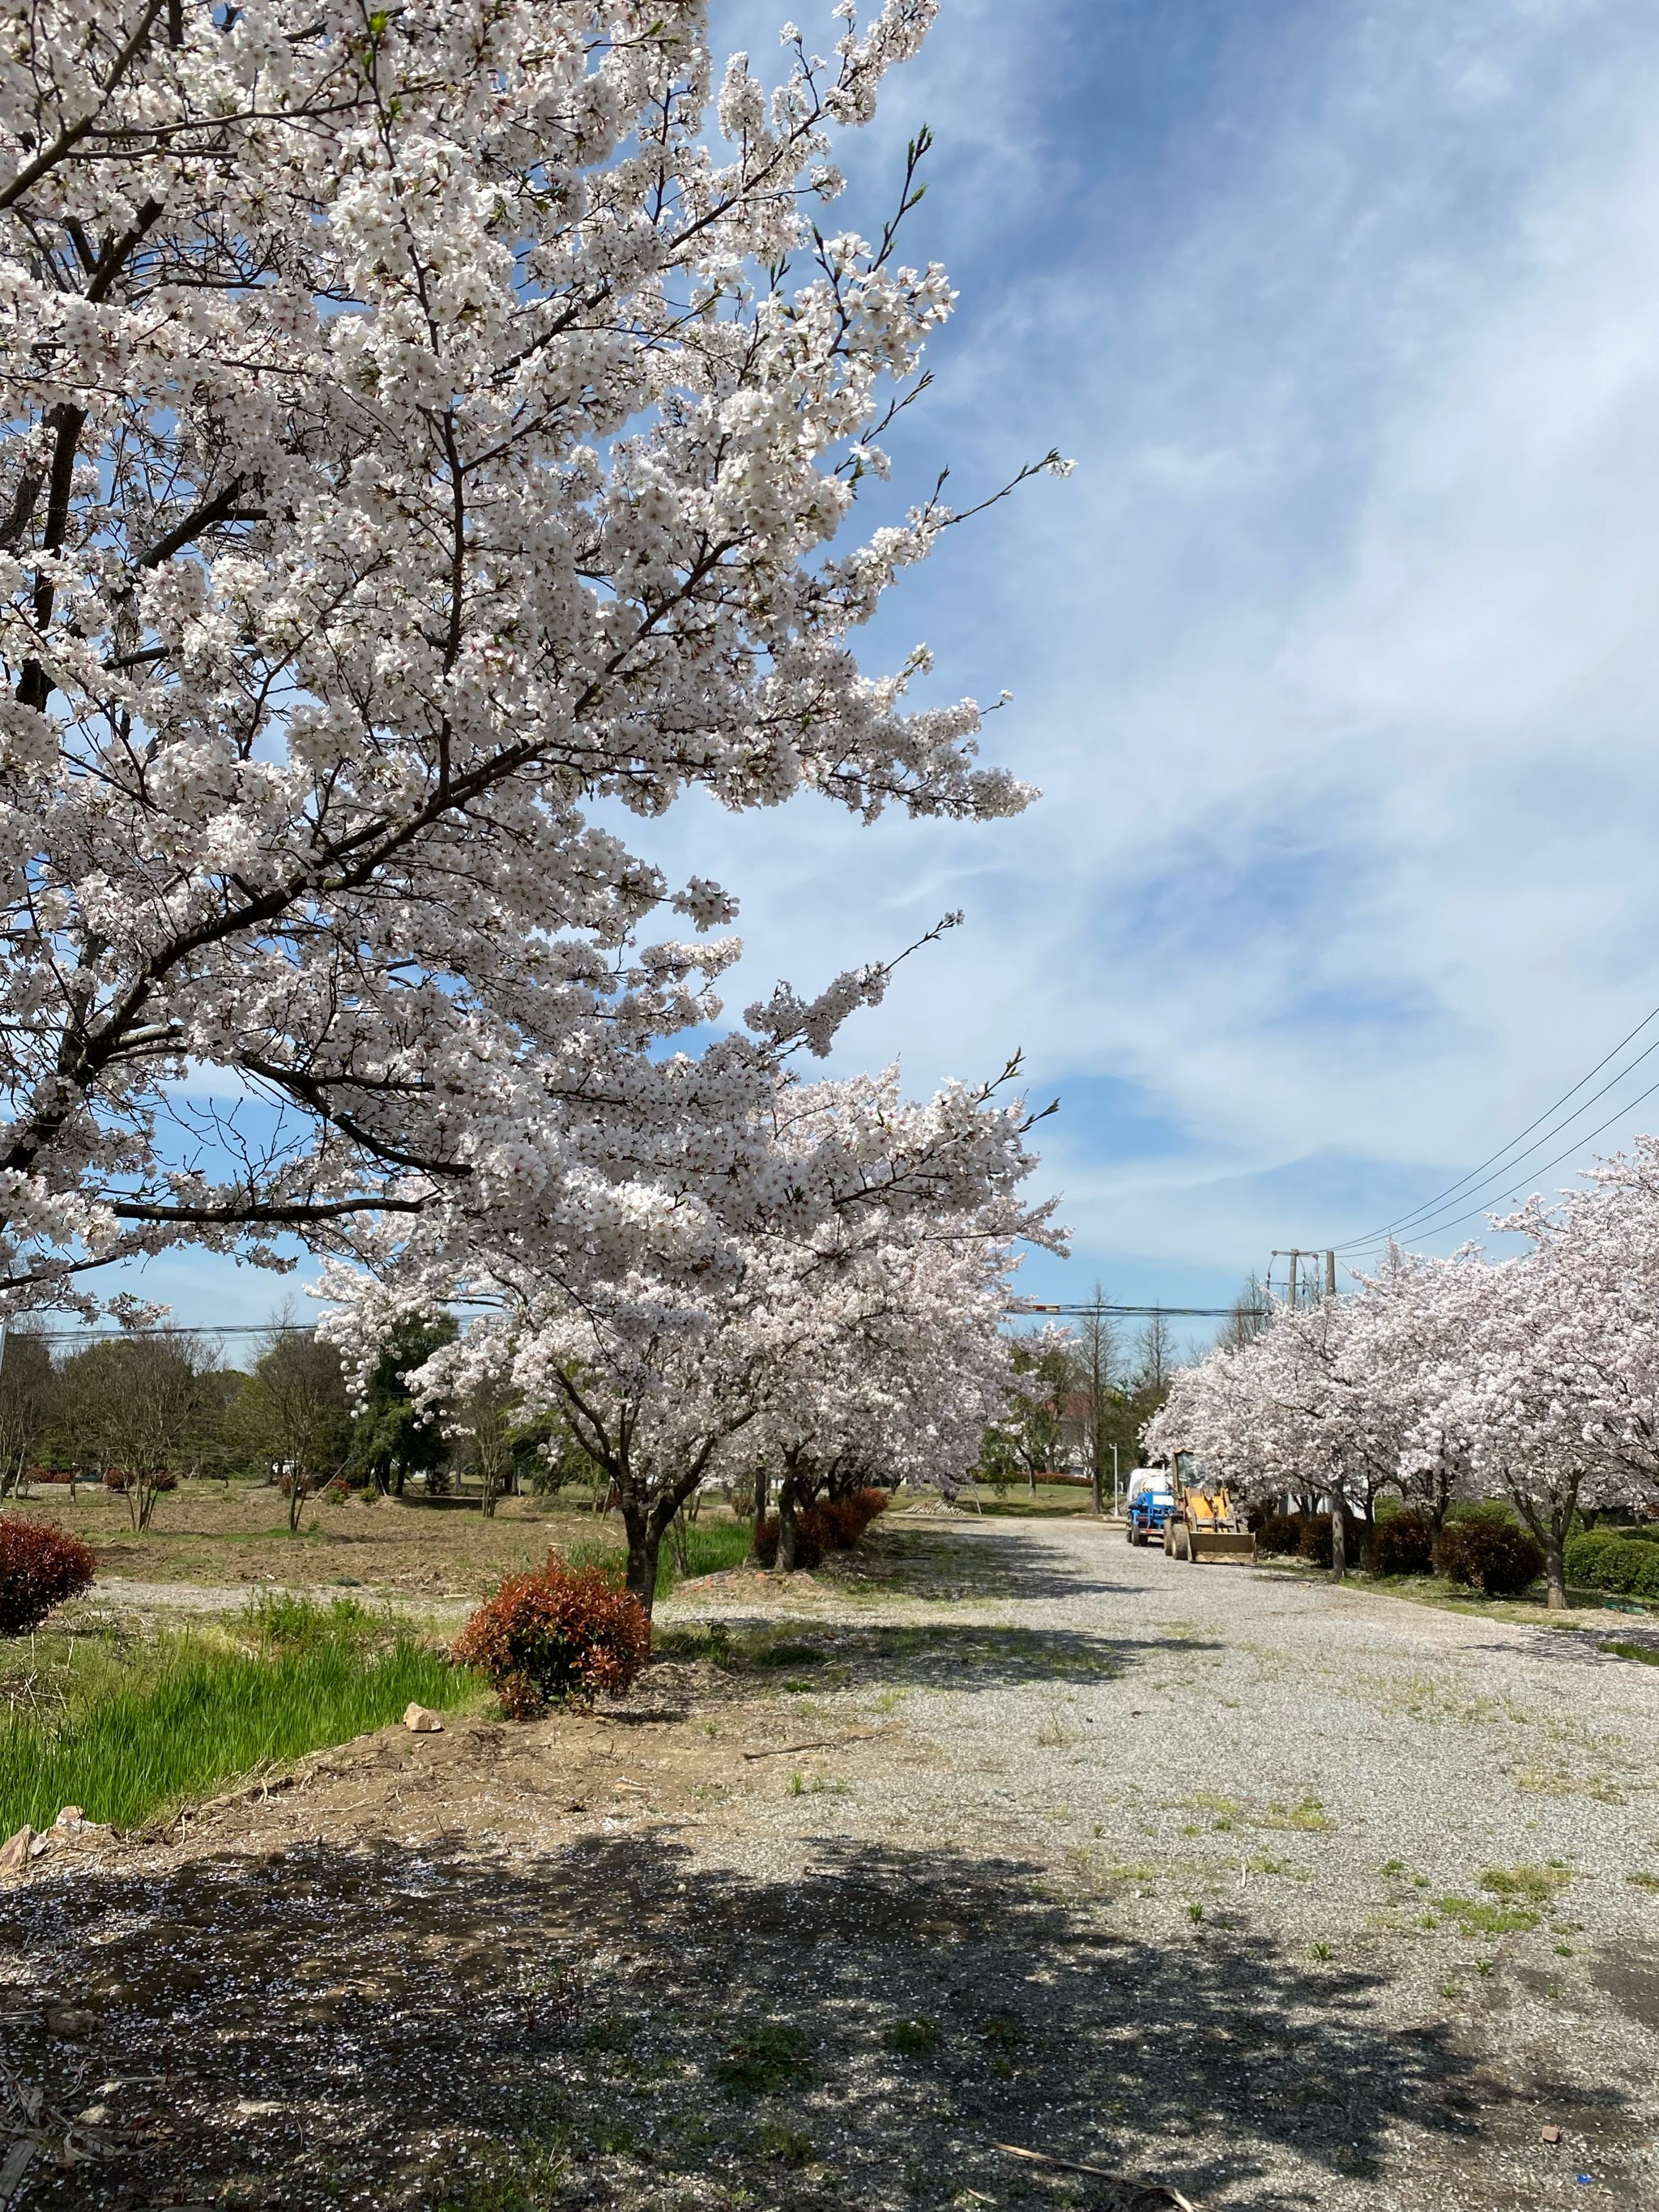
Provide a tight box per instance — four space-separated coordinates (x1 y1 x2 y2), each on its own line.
0 1 1065 1314
1145 1144 1659 1606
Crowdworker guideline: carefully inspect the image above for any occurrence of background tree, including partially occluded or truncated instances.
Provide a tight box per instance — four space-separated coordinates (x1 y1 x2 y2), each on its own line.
1073 1290 1120 1515
53 1332 224 1531
344 1317 457 1497
0 1325 52 1498
1215 1275 1271 1352
446 1372 522 1522
981 1326 1079 1494
235 1319 354 1535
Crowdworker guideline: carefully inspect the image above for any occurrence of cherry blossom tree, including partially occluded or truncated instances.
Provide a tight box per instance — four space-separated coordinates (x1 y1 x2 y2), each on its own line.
1154 1156 1659 1604
325 1067 1056 1606
1407 1187 1659 1607
1148 1290 1410 1572
0 0 1065 1314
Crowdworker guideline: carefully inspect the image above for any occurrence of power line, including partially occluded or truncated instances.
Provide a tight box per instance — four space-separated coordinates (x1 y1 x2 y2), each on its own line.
1340 1068 1659 1262
1333 993 1659 1255
1009 1301 1234 1318
11 1322 318 1344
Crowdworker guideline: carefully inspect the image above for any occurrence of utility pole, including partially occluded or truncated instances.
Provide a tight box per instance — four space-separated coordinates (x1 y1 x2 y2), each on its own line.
1273 1249 1340 1305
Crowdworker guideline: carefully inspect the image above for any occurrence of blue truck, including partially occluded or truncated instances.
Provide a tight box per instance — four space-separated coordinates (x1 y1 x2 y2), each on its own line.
1124 1467 1175 1546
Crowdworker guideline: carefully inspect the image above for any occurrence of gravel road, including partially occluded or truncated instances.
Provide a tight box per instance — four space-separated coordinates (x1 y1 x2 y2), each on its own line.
3 1513 1656 2212
662 1512 1659 2212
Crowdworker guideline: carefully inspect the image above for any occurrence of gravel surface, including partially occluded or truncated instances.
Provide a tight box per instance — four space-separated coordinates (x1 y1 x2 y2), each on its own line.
2 1514 1655 2212
664 1515 1659 2211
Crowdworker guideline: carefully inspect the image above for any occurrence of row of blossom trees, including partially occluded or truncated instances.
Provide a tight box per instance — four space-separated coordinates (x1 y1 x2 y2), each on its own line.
0 0 1066 1550
1145 1143 1659 1606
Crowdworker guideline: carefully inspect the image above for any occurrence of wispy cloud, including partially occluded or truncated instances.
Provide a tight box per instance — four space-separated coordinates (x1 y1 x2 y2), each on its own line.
96 0 1659 1326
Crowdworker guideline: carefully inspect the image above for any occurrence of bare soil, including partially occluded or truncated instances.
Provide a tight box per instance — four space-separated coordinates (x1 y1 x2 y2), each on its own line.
0 1486 670 1599
1 1514 1656 2212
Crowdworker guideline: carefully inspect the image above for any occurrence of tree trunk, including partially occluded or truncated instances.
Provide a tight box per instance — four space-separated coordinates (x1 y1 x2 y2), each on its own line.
751 1463 770 1559
1090 1449 1104 1519
778 1464 799 1573
1545 1532 1568 1611
1330 1498 1347 1579
622 1512 660 1618
288 1475 305 1534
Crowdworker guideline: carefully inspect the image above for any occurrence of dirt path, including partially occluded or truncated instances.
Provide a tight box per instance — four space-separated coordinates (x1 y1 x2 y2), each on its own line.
2 1517 1656 2212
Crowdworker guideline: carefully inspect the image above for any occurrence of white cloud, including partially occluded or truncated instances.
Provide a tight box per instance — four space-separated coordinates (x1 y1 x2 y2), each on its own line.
633 0 1659 1294
101 0 1659 1323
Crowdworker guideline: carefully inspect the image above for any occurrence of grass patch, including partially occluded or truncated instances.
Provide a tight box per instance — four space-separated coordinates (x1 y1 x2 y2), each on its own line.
882 2018 941 2056
715 2022 813 2096
1431 1894 1542 1937
1601 1639 1659 1667
1481 1863 1572 1904
755 2123 814 2165
514 1519 753 1603
661 1521 754 1592
749 1640 825 1670
0 1596 471 1834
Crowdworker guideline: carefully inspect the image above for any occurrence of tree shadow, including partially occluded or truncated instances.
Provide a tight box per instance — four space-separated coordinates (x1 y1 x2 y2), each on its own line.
655 1620 1221 1692
830 1518 1149 1604
1 1830 1627 2212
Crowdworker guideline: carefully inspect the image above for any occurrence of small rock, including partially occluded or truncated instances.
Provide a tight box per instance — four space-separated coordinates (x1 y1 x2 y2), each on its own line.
75 2103 113 2127
1542 2125 1563 2145
403 1702 444 1733
53 1804 84 1830
27 1830 49 1858
0 1824 35 1874
45 2006 99 2039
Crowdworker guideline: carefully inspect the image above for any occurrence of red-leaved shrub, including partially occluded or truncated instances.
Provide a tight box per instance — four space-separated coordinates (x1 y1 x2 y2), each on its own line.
1433 1517 1544 1597
819 1488 889 1548
1369 1510 1434 1578
1252 1512 1303 1557
752 1513 821 1569
753 1486 889 1569
0 1516 96 1636
100 1467 177 1495
453 1552 650 1717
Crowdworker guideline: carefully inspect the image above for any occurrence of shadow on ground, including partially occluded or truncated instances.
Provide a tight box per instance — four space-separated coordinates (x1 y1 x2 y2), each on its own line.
654 1619 1220 1693
830 1522 1145 1605
0 1830 1614 2212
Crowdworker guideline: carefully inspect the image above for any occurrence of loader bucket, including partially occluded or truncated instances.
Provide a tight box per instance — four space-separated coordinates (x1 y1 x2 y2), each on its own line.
1188 1530 1256 1565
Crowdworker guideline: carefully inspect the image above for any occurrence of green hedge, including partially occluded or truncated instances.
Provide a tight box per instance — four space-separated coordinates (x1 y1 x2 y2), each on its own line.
1564 1529 1659 1599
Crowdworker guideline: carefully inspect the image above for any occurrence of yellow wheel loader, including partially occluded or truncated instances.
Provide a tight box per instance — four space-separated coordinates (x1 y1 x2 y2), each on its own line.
1162 1455 1257 1565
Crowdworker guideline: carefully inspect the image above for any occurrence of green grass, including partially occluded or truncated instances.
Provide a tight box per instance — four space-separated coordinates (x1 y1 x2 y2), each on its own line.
715 2022 814 2095
554 1519 754 1600
0 1596 471 1835
1601 1638 1659 1666
1431 1894 1542 1937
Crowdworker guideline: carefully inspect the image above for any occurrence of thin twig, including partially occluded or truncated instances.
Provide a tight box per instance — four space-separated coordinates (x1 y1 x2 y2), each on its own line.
991 2143 1197 2210
741 1732 878 1762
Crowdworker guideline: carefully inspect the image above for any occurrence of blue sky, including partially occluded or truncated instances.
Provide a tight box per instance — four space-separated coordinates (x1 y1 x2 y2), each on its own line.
130 0 1659 1335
